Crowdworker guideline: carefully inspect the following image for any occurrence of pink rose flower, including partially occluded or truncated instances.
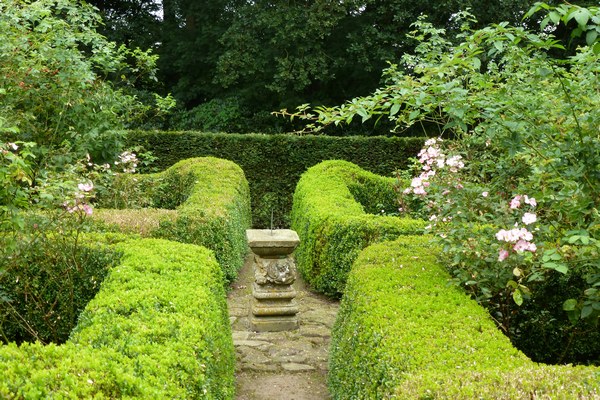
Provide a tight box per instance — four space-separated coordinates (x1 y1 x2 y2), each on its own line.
522 212 537 225
78 182 94 192
498 249 509 261
510 195 522 209
524 196 537 207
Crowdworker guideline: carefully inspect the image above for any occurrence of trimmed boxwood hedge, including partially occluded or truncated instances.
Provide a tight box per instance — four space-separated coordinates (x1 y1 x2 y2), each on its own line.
0 236 118 345
290 160 426 297
329 235 600 399
125 130 425 228
95 157 251 283
0 237 235 399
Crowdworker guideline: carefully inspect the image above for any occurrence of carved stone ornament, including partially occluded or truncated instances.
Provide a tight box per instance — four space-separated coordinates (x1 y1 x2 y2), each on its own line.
254 255 296 285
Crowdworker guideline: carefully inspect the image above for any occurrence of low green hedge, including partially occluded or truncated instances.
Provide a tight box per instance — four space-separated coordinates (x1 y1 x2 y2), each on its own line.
0 235 117 345
0 237 235 399
125 130 425 228
95 157 252 282
329 235 600 399
290 160 426 297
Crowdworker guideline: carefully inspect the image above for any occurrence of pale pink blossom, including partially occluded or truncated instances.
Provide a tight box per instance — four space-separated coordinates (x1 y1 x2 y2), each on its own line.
446 155 465 171
426 146 440 158
82 204 93 216
424 138 439 147
78 182 94 192
498 249 509 261
513 240 537 253
510 195 522 209
482 191 489 197
524 196 537 207
520 228 533 241
413 187 427 196
522 212 537 225
496 229 511 242
411 177 423 187
496 227 533 243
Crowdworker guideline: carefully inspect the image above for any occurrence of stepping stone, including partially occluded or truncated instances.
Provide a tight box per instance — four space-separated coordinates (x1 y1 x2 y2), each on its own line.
281 363 316 372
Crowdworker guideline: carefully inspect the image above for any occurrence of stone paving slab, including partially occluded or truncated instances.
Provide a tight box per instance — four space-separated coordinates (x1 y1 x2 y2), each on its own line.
228 253 339 399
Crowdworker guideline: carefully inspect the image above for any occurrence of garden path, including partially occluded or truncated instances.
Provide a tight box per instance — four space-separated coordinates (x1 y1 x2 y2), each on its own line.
228 253 339 400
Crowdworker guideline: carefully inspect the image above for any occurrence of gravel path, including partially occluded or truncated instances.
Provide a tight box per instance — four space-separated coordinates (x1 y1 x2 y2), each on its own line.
228 253 339 400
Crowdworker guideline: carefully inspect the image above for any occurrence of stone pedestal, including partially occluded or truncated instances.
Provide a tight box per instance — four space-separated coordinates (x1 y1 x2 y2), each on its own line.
247 229 300 332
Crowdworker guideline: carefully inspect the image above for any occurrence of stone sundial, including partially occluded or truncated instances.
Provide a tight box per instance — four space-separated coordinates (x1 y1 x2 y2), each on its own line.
246 229 300 332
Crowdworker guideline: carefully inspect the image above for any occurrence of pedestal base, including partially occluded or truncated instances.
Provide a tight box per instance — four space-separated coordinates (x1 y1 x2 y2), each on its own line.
250 315 299 332
251 283 299 332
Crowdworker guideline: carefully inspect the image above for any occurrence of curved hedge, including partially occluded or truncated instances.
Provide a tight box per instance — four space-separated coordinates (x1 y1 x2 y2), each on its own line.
0 238 235 399
125 130 425 228
290 160 425 297
329 235 600 399
95 157 252 282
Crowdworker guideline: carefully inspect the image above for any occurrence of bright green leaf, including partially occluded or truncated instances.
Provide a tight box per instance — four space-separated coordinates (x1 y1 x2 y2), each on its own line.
563 298 578 311
513 289 523 306
571 8 590 28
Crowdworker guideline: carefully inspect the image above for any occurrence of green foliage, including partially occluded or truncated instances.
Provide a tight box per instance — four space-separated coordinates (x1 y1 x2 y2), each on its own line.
84 0 600 135
329 236 600 399
290 160 425 296
300 4 600 364
95 157 252 283
126 130 424 228
92 0 549 132
0 141 36 232
0 0 161 166
0 232 116 345
170 97 247 132
0 238 235 399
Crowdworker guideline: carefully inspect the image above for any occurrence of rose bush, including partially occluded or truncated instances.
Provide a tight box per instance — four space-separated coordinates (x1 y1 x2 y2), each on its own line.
292 3 600 363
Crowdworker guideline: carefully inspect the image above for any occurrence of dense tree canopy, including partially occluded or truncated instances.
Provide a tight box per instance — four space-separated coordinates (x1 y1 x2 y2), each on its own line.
59 0 597 132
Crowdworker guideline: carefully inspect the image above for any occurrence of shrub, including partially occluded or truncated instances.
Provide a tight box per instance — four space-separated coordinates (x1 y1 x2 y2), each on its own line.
0 237 235 399
125 130 424 228
329 235 600 399
290 160 425 296
94 157 252 282
0 0 164 167
288 4 600 364
0 235 117 345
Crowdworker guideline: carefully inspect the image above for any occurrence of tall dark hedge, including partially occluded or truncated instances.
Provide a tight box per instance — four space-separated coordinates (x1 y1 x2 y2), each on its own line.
126 131 424 228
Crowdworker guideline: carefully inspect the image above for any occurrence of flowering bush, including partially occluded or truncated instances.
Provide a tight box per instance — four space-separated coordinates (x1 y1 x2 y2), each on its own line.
292 3 600 363
0 0 170 169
